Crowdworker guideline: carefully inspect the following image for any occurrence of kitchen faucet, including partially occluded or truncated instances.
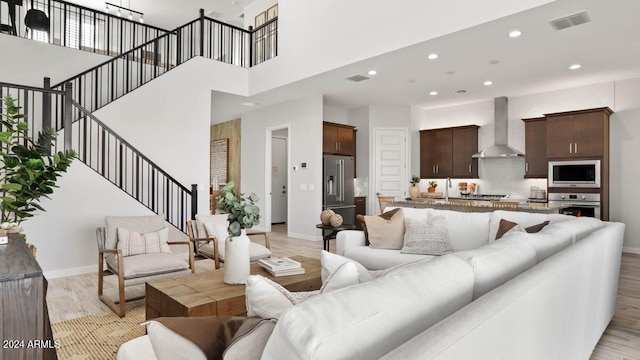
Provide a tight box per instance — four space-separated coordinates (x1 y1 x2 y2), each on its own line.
445 177 452 202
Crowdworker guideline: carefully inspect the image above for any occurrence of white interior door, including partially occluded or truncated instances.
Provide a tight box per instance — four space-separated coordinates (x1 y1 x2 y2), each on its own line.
271 137 288 223
373 128 408 214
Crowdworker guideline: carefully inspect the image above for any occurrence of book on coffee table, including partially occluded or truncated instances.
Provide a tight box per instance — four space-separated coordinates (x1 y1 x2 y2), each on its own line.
263 266 306 277
258 257 301 271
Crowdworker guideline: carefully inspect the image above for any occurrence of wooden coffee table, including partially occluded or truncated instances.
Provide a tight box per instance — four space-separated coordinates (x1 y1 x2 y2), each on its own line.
145 255 321 320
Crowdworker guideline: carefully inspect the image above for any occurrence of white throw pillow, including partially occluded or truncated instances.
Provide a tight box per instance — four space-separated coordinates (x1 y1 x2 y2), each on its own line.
246 262 360 319
400 214 452 255
116 227 170 256
321 250 373 283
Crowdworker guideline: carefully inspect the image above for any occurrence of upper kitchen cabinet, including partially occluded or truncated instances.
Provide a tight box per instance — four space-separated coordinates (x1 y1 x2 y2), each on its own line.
452 126 479 178
545 108 613 159
522 117 547 178
323 122 355 156
420 125 478 179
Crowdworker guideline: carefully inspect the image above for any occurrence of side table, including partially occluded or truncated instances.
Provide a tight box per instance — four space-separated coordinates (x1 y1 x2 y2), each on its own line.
316 223 357 252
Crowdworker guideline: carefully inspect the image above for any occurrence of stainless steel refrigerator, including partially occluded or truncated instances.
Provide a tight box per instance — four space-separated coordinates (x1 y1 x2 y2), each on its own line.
323 155 355 225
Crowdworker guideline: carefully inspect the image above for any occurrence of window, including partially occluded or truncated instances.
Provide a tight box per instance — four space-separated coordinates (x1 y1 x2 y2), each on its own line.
31 30 49 43
65 17 95 49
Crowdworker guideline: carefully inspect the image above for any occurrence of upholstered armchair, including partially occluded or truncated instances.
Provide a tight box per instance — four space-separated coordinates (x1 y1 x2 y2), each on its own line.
187 214 271 269
96 215 194 317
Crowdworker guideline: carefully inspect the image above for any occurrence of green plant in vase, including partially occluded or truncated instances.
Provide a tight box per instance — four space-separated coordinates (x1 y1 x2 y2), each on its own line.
216 181 260 238
428 180 438 193
409 175 421 199
0 95 76 227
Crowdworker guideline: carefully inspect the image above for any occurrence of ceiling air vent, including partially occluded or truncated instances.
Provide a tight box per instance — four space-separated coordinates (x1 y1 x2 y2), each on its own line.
345 74 370 82
549 11 591 31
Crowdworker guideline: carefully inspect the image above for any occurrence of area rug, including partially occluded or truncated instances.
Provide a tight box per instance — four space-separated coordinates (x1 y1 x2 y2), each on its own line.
52 306 146 360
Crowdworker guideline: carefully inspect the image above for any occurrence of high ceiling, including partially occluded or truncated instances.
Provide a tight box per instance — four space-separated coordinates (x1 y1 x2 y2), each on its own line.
66 1 640 123
211 0 640 123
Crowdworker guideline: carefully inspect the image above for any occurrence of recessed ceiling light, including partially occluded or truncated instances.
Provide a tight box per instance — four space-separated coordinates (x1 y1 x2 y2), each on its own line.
368 70 377 76
508 30 522 38
240 101 259 107
428 54 438 60
484 81 493 86
429 91 438 96
569 64 582 70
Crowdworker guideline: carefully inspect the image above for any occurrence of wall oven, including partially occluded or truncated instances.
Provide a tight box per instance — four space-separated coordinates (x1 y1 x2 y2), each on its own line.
548 160 600 188
548 193 601 219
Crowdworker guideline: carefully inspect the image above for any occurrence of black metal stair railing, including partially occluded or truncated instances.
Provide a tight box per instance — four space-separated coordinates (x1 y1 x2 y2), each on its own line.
50 11 278 125
69 100 196 232
0 0 169 57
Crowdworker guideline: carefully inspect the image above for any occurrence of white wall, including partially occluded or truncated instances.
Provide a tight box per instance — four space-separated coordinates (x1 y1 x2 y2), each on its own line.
0 34 111 86
411 78 640 252
248 0 554 95
241 95 323 241
323 104 348 125
349 106 369 196
20 57 248 276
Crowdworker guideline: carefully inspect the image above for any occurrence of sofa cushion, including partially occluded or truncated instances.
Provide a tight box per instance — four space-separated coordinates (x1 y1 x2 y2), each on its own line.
401 214 452 255
117 227 170 256
525 222 573 262
365 208 405 249
105 215 166 250
223 319 277 360
105 252 189 279
246 263 359 319
555 217 604 243
321 250 374 282
432 210 491 251
453 232 537 299
262 255 475 360
146 316 254 360
343 246 435 270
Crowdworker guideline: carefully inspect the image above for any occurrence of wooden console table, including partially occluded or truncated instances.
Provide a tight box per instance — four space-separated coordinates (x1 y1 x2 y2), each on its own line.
145 255 321 320
0 234 57 360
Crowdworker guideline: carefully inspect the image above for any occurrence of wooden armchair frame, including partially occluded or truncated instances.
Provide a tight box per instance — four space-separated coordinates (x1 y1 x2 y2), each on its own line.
186 219 271 270
96 227 194 318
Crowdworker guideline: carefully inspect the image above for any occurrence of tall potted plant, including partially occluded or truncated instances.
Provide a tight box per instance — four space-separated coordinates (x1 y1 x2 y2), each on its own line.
0 95 76 234
215 181 260 284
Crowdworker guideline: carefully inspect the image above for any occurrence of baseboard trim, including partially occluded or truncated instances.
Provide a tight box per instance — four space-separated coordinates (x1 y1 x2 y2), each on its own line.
623 247 640 255
287 232 321 242
44 265 95 279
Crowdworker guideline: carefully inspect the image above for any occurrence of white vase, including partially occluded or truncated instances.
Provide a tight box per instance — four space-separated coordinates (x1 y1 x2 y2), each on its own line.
223 229 251 285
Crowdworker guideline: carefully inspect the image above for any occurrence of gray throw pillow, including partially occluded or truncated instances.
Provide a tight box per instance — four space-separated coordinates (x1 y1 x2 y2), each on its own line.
401 215 452 255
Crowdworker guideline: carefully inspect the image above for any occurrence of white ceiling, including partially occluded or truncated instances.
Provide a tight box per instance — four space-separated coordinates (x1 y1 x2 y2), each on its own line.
210 0 640 123
68 0 640 123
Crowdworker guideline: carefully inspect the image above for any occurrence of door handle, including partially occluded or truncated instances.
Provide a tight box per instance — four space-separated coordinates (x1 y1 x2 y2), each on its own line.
335 142 338 151
575 142 578 153
469 164 472 173
525 162 529 173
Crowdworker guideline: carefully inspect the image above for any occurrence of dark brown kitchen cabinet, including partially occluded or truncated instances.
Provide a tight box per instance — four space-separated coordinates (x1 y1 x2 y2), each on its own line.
452 126 479 178
545 108 612 159
522 117 547 178
420 125 479 179
323 122 355 156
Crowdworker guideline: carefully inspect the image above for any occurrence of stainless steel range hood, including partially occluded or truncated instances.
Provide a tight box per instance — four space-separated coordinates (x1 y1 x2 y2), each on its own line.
472 96 524 158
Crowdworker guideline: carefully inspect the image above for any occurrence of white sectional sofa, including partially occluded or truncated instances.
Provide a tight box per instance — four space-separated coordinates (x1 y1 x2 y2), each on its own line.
118 208 624 360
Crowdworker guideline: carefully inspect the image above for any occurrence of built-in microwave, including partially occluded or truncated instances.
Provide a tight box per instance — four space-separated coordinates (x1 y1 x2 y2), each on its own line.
548 160 600 188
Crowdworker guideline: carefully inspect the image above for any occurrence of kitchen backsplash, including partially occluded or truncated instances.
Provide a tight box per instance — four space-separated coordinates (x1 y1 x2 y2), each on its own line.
418 157 547 197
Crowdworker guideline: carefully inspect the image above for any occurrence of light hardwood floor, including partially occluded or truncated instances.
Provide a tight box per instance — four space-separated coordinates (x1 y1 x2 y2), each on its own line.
46 226 640 358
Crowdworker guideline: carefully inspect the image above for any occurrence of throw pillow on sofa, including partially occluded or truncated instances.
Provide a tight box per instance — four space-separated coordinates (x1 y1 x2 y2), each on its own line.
364 208 405 249
321 250 373 283
357 208 403 245
495 219 550 240
116 227 171 256
246 262 360 319
401 214 452 255
146 315 270 360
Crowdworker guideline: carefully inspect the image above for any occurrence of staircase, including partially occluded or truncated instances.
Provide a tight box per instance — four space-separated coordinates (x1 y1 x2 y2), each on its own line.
1 4 278 233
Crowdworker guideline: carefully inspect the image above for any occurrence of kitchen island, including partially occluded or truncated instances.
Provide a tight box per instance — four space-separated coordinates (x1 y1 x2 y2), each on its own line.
391 199 565 214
